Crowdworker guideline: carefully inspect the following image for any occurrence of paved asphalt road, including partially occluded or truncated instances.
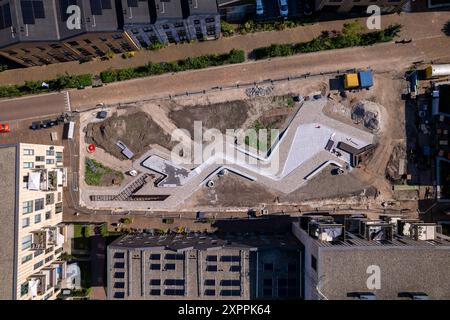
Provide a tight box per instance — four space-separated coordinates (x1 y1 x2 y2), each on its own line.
70 35 450 108
0 33 449 121
0 92 67 121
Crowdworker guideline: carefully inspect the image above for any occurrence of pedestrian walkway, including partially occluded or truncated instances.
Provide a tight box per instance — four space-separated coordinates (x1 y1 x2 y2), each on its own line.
0 11 447 86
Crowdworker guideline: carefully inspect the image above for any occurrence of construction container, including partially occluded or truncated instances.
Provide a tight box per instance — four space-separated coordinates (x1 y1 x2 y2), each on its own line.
358 70 374 89
426 64 450 79
344 73 359 89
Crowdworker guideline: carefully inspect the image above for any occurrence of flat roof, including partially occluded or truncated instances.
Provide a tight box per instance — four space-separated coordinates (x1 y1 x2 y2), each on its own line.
109 232 301 251
0 144 18 300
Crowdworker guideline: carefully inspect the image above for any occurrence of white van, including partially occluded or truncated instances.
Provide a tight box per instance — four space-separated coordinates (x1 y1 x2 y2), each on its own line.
256 0 264 15
278 0 289 17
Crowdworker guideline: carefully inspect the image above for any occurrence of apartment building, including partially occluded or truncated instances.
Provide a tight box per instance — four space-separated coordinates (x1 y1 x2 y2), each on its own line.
0 0 138 67
107 231 301 300
121 0 220 47
292 214 450 300
314 0 410 13
0 143 67 300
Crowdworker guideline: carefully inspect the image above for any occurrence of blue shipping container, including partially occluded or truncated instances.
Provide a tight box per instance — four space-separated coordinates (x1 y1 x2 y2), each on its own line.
358 71 374 88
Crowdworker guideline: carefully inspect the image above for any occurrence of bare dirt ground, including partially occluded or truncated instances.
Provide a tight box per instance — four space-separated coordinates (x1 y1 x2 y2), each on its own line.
166 94 300 137
168 100 250 136
179 71 410 209
76 69 412 211
85 108 173 159
186 173 278 208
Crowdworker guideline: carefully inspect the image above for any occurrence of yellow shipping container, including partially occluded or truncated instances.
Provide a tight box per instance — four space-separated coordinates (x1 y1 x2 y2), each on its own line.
344 73 359 89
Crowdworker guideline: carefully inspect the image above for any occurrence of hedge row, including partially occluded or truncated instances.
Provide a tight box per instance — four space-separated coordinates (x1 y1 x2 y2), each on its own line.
252 23 402 60
0 74 92 98
100 49 246 83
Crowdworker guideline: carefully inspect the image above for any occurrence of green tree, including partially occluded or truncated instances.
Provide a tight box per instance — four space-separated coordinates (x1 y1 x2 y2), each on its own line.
221 20 235 37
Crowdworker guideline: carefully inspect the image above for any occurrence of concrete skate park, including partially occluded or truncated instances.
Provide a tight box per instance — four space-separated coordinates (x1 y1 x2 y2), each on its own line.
80 96 376 211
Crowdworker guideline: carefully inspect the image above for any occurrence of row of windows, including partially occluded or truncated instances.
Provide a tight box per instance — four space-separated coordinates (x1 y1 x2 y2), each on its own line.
23 198 44 214
23 159 56 168
149 263 176 271
22 211 52 228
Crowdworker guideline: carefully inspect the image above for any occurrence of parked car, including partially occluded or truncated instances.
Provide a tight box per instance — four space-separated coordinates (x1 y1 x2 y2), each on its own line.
129 169 138 177
0 123 10 133
278 0 289 17
31 121 43 130
96 111 108 119
42 119 57 127
331 168 345 175
256 0 264 15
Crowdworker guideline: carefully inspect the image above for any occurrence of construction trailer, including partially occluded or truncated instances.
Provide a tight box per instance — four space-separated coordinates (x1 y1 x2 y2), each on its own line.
343 70 374 90
426 64 450 79
344 73 360 89
63 121 75 140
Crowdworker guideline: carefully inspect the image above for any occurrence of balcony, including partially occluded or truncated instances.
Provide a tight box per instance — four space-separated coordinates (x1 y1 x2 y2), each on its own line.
27 168 66 191
28 260 67 299
31 227 65 251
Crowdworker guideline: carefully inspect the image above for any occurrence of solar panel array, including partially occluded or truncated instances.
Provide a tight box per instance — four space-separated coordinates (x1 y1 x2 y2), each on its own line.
20 0 46 25
90 0 112 15
127 0 139 7
0 3 13 30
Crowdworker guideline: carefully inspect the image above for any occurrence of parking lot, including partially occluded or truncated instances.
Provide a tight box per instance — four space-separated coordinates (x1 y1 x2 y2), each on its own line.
255 0 304 21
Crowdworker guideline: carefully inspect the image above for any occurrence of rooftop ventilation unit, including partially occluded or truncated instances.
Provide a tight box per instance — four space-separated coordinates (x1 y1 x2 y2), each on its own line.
398 292 429 300
360 221 393 241
299 215 333 231
410 223 439 241
347 292 377 300
344 216 366 234
309 222 345 242
397 219 421 237
379 214 403 226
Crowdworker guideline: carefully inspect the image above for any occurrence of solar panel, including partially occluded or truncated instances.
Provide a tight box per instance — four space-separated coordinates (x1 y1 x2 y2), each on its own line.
33 1 45 19
0 6 4 30
3 3 12 28
90 0 102 15
101 0 112 9
21 1 35 25
127 0 138 7
60 0 69 20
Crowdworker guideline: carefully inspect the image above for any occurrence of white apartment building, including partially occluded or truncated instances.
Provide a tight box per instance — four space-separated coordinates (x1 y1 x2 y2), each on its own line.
0 143 68 300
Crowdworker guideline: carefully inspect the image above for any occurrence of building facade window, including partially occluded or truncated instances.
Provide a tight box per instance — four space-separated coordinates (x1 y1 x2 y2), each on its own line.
35 198 44 211
23 201 33 214
46 159 54 165
21 254 32 264
23 162 34 169
34 260 44 270
45 211 51 220
23 149 34 155
55 202 63 213
46 193 54 205
22 217 30 228
35 156 45 162
34 214 42 224
20 282 29 296
22 235 32 251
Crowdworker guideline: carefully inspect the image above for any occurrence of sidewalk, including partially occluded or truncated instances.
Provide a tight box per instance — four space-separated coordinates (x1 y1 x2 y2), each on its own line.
0 11 447 86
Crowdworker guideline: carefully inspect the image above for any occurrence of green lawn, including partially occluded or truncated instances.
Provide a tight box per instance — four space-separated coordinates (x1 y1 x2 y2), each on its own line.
85 158 124 186
72 224 91 251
